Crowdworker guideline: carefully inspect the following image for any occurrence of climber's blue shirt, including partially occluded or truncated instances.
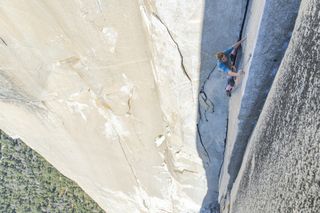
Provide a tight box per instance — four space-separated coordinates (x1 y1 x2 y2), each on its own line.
217 47 234 73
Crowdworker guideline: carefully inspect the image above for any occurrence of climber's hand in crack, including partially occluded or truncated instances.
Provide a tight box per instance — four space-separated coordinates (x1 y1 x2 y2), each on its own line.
227 69 245 77
232 37 247 49
227 70 239 77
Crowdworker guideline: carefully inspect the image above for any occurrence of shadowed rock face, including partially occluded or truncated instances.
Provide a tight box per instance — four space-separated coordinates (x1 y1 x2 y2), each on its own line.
198 0 247 211
228 0 320 212
219 0 301 202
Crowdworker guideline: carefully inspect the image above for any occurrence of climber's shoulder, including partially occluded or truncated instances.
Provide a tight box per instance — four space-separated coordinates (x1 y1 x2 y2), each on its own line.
217 61 230 73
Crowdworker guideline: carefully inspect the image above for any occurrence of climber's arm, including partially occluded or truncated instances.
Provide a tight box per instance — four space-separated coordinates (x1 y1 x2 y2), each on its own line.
227 71 240 77
232 37 247 49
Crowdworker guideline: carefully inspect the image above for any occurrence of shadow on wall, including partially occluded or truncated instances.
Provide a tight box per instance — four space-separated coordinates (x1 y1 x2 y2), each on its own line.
196 0 247 212
225 0 301 198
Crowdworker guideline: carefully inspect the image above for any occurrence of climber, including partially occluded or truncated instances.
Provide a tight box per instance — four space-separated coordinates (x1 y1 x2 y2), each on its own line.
216 38 246 96
216 37 246 76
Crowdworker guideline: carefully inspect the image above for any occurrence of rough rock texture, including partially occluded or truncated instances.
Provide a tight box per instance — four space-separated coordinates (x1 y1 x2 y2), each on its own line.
0 0 206 212
219 0 301 202
226 0 320 212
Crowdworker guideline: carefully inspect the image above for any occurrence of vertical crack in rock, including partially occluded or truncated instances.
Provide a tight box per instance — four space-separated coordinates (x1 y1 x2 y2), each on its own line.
113 127 149 209
198 103 203 121
152 13 192 83
199 91 214 122
198 64 217 122
238 0 251 41
115 133 139 185
0 37 7 46
94 96 140 186
197 124 211 162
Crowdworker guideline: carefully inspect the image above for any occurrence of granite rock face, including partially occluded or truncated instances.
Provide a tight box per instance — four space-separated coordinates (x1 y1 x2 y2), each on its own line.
1 0 316 212
226 0 320 212
0 0 242 212
219 0 301 203
0 0 206 212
